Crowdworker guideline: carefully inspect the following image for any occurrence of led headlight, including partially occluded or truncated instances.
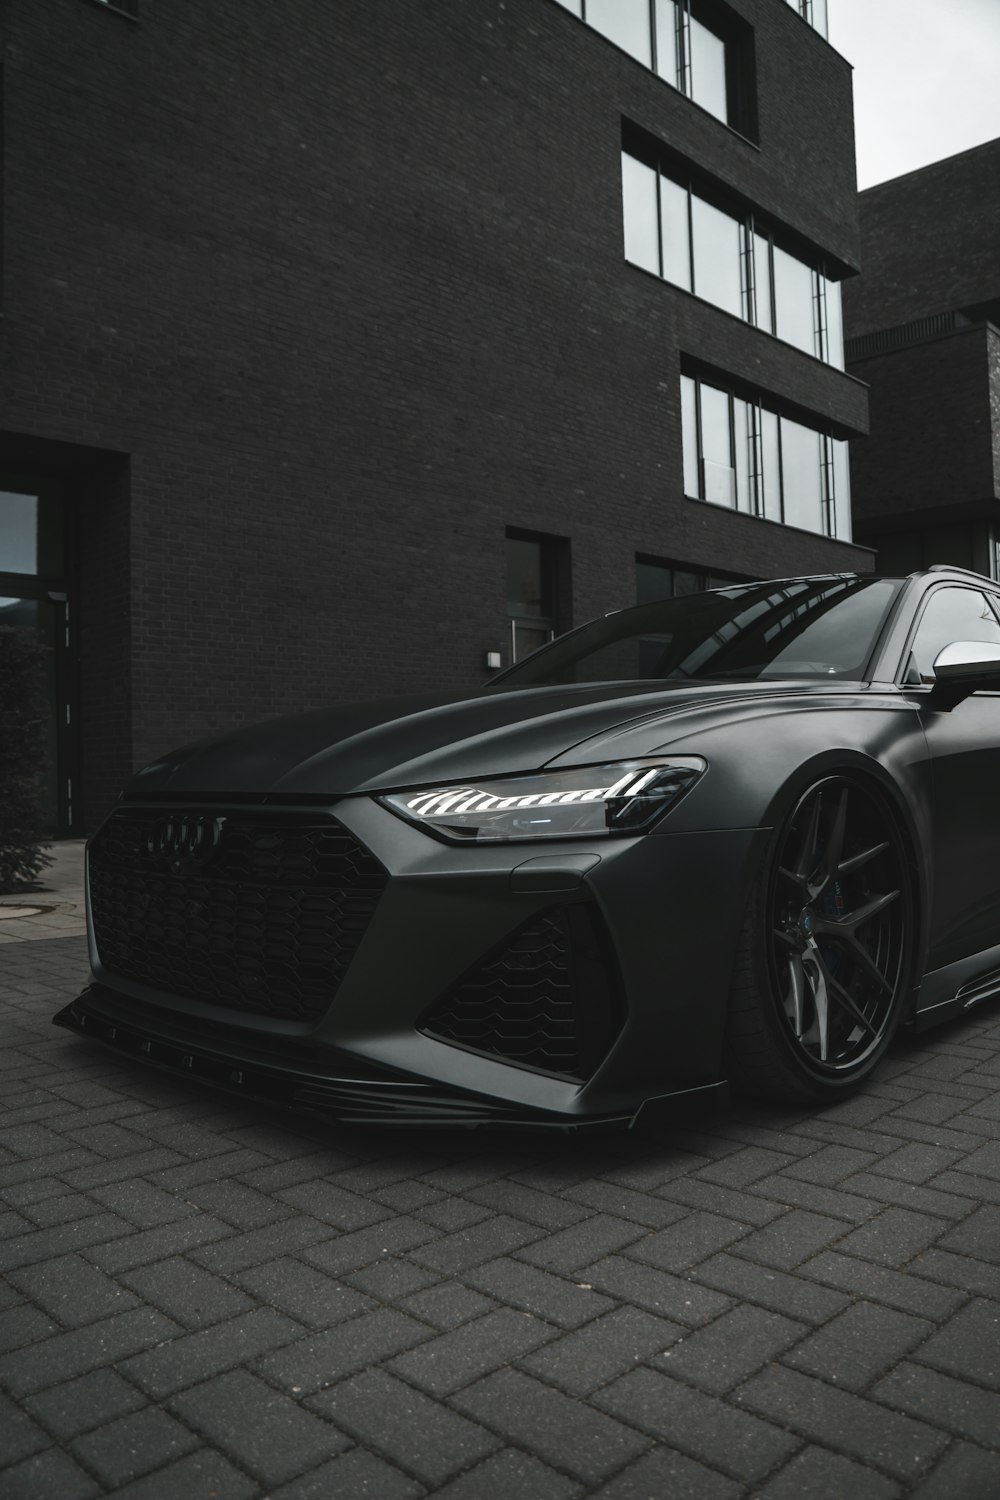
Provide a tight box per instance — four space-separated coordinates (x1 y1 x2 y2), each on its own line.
379 757 706 843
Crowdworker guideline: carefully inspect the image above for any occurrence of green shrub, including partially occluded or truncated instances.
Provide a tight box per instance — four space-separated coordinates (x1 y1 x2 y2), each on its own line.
0 626 53 891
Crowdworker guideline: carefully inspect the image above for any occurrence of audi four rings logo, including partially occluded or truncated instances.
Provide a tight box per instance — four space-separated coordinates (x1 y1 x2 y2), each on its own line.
144 815 226 867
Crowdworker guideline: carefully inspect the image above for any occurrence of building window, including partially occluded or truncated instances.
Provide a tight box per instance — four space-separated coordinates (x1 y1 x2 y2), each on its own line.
637 555 749 603
553 0 749 131
680 372 852 541
783 0 828 40
621 150 845 370
507 531 569 664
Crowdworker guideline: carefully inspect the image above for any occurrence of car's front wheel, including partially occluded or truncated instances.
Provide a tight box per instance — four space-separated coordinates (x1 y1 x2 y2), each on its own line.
725 773 916 1104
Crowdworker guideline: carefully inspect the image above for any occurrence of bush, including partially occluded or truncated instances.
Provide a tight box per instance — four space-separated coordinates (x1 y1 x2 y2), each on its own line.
0 625 53 891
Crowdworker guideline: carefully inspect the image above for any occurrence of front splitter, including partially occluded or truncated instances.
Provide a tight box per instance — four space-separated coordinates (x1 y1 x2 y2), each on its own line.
54 985 727 1131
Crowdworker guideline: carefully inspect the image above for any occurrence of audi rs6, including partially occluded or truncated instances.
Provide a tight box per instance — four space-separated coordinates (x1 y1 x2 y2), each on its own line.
56 567 1000 1127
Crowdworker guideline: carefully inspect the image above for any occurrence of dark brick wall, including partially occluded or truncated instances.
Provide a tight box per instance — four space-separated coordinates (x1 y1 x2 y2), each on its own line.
2 0 867 825
848 327 996 527
844 139 1000 336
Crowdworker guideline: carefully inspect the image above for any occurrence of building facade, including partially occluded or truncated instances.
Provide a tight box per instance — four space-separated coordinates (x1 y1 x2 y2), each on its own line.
1 0 870 833
844 139 1000 577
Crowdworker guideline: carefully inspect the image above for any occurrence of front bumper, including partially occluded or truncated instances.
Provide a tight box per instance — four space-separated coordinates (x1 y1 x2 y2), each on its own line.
61 795 764 1125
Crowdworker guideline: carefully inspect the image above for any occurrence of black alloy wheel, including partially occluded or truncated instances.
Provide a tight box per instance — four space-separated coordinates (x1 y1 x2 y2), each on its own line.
727 774 914 1102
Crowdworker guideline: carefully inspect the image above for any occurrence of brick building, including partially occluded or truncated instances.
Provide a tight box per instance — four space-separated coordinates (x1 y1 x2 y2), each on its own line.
1 0 870 834
844 138 1000 575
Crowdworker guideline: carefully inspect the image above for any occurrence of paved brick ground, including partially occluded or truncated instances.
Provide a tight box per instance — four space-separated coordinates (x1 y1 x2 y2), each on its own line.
2 936 1000 1498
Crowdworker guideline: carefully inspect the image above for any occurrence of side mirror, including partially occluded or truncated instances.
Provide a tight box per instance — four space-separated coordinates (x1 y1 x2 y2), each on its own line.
929 640 1000 708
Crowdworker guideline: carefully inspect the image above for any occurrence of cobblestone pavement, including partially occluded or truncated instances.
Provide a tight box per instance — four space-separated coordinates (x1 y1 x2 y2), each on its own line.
2 936 1000 1499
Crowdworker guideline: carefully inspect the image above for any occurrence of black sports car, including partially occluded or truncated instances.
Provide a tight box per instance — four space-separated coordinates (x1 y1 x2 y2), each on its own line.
57 567 1000 1127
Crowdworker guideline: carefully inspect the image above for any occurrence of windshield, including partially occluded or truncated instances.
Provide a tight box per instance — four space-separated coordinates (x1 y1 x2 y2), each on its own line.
491 577 903 688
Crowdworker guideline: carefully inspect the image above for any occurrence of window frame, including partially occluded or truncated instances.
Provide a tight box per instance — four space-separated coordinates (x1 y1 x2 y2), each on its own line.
621 149 845 369
680 370 852 542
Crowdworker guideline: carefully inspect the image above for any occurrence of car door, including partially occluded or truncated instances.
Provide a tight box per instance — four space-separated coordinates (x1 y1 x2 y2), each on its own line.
909 583 1000 970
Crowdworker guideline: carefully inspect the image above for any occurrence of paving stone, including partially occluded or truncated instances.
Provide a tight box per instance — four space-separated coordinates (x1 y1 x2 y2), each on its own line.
581 1254 732 1327
372 1179 447 1212
99 1448 259 1500
588 1446 739 1499
782 1144 879 1185
562 1179 690 1229
191 1215 334 1274
517 1214 645 1273
277 1178 392 1229
799 1251 967 1320
179 1177 290 1228
834 1208 947 1267
0 1388 49 1465
388 1306 555 1395
7 1252 140 1328
906 1247 1000 1297
235 1257 375 1328
753 1445 902 1499
596 1366 797 1482
840 1172 976 1221
120 1306 302 1398
0 1212 134 1273
70 1407 200 1488
873 1362 1000 1447
433 1446 582 1499
170 1369 348 1488
910 1441 1000 1500
465 1257 615 1329
0 1448 100 1500
913 1298 1000 1385
653 1175 785 1226
410 1214 543 1274
520 1305 682 1396
935 1203 1000 1259
871 1142 964 1184
21 1194 106 1229
657 1303 806 1393
267 1447 424 1500
730 1209 848 1270
346 1256 440 1301
302 1216 439 1276
0 1306 181 1398
465 1179 590 1229
695 1145 799 1187
119 1256 254 1329
310 1369 499 1485
735 1365 948 1480
399 1282 496 1331
0 1303 58 1352
62 1149 187 1189
259 1307 432 1394
750 1174 876 1224
89 1178 196 1227
23 1368 145 1440
453 1367 649 1483
84 1214 234 1274
784 1300 933 1392
414 1197 493 1231
691 1251 852 1324
147 1148 273 1191
950 1138 1000 1180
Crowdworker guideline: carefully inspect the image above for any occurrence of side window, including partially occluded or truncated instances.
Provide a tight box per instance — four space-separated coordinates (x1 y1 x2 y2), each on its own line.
908 588 1000 684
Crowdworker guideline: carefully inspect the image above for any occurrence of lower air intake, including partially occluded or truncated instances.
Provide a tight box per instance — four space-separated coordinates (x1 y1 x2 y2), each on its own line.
419 904 624 1082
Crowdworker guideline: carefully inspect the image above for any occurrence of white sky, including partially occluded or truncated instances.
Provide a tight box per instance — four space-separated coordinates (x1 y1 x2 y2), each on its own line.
829 0 1000 189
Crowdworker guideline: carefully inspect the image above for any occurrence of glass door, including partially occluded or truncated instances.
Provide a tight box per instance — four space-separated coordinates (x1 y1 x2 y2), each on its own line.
0 481 78 836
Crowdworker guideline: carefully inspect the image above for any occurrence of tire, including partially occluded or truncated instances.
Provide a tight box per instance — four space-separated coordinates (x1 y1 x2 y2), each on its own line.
725 773 916 1104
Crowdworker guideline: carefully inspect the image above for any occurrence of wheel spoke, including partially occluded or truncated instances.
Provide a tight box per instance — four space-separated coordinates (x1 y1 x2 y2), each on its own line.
814 950 879 1038
818 787 849 890
838 840 889 877
801 951 830 1062
786 954 807 1037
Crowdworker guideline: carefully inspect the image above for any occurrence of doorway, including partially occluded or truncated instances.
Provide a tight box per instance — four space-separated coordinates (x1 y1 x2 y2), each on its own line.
0 478 79 835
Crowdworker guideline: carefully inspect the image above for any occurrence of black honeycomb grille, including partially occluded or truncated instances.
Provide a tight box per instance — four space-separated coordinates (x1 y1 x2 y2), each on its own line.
420 905 624 1082
88 810 387 1022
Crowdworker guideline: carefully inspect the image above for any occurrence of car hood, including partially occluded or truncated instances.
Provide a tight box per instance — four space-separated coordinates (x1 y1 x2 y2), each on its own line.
125 679 854 800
